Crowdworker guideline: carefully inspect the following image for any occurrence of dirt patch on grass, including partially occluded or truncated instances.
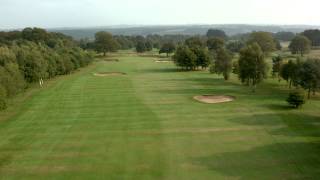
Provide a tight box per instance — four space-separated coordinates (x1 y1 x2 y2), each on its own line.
194 95 235 104
93 72 126 77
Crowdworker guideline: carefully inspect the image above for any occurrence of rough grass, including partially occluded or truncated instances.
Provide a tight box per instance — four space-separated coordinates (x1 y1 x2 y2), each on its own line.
0 52 320 179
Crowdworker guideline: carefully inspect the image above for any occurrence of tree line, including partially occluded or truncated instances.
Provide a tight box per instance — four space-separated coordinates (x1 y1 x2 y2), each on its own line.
170 29 320 108
82 28 320 57
0 28 94 110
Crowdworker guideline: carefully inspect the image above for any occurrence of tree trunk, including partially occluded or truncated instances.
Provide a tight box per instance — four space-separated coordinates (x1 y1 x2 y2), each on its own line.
289 80 292 89
308 88 311 99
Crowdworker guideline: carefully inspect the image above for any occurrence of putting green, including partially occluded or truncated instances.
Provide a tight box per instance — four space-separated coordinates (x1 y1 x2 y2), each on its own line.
0 53 320 179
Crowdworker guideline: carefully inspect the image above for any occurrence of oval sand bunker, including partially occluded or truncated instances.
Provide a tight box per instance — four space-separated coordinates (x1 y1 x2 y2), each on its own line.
93 72 126 77
194 95 235 104
155 60 171 63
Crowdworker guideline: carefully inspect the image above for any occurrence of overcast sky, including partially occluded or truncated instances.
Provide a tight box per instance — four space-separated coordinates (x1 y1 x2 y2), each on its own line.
1 0 319 29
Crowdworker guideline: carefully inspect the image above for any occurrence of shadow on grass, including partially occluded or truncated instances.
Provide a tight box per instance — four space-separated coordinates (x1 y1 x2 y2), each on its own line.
228 113 320 138
139 68 181 73
193 142 320 179
264 104 292 111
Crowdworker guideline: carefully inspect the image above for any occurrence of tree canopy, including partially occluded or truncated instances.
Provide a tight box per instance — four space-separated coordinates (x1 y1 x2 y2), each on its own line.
211 48 233 80
302 29 320 47
238 43 267 91
159 42 176 57
207 37 225 51
206 29 227 39
94 31 119 56
0 28 94 110
247 32 276 54
289 35 311 56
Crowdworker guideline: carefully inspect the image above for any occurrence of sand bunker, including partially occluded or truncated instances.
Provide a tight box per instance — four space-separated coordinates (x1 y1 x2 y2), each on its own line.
155 60 171 63
194 95 235 104
93 72 126 77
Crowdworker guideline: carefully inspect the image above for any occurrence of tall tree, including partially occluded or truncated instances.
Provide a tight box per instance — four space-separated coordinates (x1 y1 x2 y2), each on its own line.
297 59 320 99
159 42 176 57
226 41 245 53
192 47 211 69
289 35 311 56
185 37 205 48
272 56 284 81
145 41 153 51
274 31 295 41
280 59 301 88
211 48 233 80
238 43 267 92
94 31 119 56
173 46 197 70
206 29 227 39
207 37 225 51
302 29 320 47
247 32 276 54
136 41 147 53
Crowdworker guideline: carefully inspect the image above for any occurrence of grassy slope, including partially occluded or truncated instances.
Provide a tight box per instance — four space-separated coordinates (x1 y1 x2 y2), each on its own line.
0 53 320 179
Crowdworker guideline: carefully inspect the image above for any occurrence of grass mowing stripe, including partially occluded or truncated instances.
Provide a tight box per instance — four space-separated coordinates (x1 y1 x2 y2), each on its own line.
0 54 320 179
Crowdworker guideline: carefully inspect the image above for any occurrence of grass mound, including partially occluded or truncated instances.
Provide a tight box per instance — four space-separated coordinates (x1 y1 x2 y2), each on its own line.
194 95 235 104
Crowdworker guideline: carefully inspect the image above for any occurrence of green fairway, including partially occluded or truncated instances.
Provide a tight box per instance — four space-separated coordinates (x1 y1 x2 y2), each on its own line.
0 52 320 179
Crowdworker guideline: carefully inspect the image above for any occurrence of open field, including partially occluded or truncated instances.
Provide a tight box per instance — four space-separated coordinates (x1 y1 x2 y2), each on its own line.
0 52 320 179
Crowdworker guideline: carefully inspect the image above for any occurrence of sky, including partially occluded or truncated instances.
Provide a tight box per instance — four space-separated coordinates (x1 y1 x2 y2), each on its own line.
0 0 319 29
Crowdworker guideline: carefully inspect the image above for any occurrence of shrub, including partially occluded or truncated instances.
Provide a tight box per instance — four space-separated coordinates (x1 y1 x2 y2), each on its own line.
286 91 306 108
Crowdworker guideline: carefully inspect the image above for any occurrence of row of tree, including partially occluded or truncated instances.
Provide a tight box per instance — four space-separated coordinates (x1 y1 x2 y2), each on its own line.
0 28 94 110
84 28 320 57
170 29 320 102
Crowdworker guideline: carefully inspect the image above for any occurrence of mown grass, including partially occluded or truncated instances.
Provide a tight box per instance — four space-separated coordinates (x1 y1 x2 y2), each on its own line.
0 52 320 179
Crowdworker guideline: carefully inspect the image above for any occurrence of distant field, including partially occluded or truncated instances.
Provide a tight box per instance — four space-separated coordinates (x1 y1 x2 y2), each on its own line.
0 51 320 179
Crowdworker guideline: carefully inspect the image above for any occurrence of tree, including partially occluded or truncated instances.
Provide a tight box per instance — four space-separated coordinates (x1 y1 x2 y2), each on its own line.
145 41 153 51
289 35 311 56
272 56 284 80
274 31 295 41
274 39 282 50
173 46 197 70
0 28 94 110
136 41 147 53
211 48 233 80
94 31 118 56
302 29 320 47
206 29 227 39
226 41 245 53
192 47 211 69
0 47 26 96
159 42 176 57
297 59 320 99
238 43 267 92
280 60 301 88
22 27 49 43
185 37 205 48
247 32 276 54
286 91 306 108
207 37 225 51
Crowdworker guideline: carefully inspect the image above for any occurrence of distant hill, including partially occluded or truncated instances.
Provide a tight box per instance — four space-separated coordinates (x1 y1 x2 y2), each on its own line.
49 24 320 40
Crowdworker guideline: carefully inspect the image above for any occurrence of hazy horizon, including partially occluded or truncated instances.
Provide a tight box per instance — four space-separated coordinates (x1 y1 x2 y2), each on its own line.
1 0 320 29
